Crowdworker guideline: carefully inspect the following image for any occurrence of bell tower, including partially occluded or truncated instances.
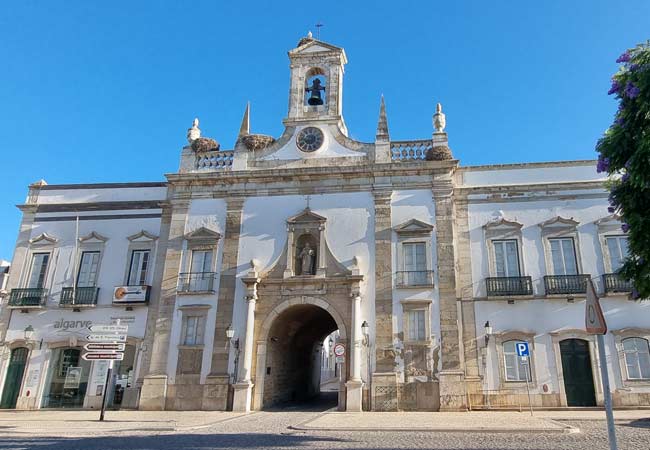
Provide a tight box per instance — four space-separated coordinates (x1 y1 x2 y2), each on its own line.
284 33 348 129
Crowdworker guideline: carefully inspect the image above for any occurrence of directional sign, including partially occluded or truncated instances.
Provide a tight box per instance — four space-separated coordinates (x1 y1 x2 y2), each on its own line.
333 343 345 357
89 325 128 334
86 333 127 343
585 279 607 335
82 352 124 361
84 343 126 352
516 342 530 357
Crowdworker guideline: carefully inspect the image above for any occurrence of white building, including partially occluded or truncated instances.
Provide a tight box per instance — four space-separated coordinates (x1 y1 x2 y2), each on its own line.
1 35 648 411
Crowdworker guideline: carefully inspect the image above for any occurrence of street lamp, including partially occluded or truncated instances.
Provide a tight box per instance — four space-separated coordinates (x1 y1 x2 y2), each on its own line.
225 324 240 384
24 325 35 341
361 321 369 340
484 321 492 345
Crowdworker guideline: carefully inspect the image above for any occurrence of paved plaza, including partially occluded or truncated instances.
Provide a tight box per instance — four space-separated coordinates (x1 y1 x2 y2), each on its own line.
0 406 648 450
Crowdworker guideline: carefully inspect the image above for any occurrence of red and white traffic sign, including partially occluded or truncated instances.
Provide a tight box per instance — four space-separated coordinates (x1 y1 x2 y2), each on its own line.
82 352 124 361
585 278 607 335
333 343 345 357
84 343 126 352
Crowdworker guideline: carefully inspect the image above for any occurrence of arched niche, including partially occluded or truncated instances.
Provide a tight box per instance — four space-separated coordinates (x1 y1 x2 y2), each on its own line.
304 67 327 106
295 233 319 276
284 208 327 278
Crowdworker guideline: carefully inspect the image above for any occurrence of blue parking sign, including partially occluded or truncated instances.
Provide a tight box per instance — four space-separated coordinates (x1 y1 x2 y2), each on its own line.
516 342 530 357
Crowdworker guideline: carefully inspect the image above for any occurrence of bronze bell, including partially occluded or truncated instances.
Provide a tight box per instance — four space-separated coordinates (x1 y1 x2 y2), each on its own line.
307 78 325 105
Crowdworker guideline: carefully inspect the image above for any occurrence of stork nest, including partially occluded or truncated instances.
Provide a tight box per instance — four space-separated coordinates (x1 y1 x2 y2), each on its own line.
425 145 453 161
241 134 275 151
191 137 220 153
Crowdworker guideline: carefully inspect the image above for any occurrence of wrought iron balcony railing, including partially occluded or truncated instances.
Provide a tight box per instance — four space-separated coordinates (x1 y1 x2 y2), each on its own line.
395 270 434 288
602 273 634 294
178 272 216 293
8 288 48 307
544 274 590 296
486 276 533 297
60 287 100 307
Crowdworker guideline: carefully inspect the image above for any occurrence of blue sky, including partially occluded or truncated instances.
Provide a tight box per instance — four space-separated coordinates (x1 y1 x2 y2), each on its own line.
1 1 648 261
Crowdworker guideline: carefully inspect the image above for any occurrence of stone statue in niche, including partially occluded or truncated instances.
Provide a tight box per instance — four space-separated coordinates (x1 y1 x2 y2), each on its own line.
298 242 316 275
306 78 325 105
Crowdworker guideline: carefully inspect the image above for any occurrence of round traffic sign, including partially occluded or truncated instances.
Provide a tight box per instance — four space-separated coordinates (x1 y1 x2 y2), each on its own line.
333 343 345 357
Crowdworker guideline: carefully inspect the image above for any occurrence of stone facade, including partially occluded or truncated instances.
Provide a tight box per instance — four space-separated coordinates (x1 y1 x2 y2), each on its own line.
1 35 649 412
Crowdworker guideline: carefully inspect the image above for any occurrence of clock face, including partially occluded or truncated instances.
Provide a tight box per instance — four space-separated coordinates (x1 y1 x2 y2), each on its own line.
296 127 324 152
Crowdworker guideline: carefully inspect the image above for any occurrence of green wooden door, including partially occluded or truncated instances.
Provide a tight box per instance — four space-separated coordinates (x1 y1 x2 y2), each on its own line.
0 347 29 409
560 339 597 407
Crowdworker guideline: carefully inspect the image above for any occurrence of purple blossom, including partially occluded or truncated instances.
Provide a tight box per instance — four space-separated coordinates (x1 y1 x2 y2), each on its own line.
625 159 632 169
630 63 640 71
597 156 610 173
631 288 640 300
625 81 640 99
608 206 616 213
608 192 619 207
616 51 631 63
615 117 624 126
608 80 621 95
622 173 630 183
622 223 630 233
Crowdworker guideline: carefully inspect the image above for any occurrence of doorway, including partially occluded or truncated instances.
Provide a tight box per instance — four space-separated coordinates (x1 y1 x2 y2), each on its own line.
42 347 91 408
0 347 29 409
560 339 597 407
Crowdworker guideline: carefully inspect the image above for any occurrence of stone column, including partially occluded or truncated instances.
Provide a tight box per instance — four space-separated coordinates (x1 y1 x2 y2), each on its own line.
346 293 363 411
372 189 394 371
140 200 188 410
433 183 467 411
204 197 245 411
232 295 256 412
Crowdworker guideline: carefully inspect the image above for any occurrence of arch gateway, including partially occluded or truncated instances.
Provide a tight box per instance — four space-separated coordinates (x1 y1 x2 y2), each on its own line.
4 33 648 412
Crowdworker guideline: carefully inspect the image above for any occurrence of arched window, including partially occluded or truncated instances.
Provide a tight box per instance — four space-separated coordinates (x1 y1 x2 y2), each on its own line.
503 340 532 381
622 337 650 380
304 68 327 106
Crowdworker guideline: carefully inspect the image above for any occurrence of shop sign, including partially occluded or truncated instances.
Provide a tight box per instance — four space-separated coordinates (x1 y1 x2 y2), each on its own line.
113 286 150 304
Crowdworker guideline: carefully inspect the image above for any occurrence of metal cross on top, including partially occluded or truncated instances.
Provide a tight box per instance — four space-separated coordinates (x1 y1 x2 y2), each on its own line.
315 22 324 39
305 194 311 209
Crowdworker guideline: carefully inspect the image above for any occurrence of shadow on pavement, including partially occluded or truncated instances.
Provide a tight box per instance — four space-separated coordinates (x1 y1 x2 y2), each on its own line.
0 433 350 450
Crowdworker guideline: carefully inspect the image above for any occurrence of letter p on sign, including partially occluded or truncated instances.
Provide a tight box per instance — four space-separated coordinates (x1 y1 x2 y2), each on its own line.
516 342 530 357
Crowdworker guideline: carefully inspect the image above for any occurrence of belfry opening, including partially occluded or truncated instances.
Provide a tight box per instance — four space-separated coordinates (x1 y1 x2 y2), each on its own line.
260 304 340 410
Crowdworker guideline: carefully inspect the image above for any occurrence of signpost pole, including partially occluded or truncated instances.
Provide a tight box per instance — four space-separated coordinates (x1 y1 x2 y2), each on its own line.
99 360 113 422
523 358 533 416
597 333 618 450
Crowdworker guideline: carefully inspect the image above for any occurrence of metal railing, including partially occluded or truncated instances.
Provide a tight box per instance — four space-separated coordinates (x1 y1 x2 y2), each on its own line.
602 273 634 293
8 288 48 307
60 287 100 306
486 276 533 297
178 272 216 293
395 271 434 288
544 274 590 295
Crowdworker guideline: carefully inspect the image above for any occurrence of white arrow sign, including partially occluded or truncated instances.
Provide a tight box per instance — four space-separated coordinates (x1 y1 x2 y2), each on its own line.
89 325 128 334
82 352 124 361
84 343 126 352
86 334 127 343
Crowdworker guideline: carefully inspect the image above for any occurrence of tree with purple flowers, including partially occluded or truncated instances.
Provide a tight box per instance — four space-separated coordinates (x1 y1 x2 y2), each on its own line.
596 41 650 299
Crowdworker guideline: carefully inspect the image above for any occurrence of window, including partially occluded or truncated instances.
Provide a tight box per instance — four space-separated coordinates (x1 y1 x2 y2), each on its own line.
407 310 427 341
182 315 205 346
493 240 520 277
191 250 212 273
76 251 100 287
58 348 81 377
127 250 150 285
402 242 428 285
549 238 578 275
27 253 50 288
503 341 532 382
623 337 650 380
606 236 629 272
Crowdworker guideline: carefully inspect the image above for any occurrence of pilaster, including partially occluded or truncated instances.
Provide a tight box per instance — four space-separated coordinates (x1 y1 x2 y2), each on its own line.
372 188 394 373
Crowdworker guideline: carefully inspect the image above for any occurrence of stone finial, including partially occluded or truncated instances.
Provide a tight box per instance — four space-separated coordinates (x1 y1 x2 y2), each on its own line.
376 95 389 140
238 102 250 138
187 117 201 143
433 103 446 133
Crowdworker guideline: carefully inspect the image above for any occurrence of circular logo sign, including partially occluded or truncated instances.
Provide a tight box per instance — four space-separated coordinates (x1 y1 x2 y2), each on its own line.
333 343 345 357
114 287 127 300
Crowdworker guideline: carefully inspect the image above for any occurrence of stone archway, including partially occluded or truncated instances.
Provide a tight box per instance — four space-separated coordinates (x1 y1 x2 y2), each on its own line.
252 296 348 411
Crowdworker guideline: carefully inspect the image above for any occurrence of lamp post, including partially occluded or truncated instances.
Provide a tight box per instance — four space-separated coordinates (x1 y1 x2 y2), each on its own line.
361 320 371 411
24 325 35 342
484 321 492 409
225 324 240 384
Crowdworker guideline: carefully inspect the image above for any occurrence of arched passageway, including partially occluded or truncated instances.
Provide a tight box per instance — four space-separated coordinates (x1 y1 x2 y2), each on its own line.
261 304 340 410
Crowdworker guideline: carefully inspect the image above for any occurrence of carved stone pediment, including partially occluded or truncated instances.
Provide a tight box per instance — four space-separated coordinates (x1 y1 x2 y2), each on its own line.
184 227 221 242
29 232 58 245
394 219 434 236
128 230 159 242
539 216 579 229
78 231 109 244
483 217 523 231
287 208 327 226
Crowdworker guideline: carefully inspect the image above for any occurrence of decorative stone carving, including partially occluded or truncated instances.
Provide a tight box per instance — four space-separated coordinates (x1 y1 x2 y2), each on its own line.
191 137 220 153
241 134 275 151
187 118 201 143
433 103 446 133
425 145 453 161
298 242 316 275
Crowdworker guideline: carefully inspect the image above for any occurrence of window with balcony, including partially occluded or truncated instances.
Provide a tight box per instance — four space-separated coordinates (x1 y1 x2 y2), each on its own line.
394 219 434 288
483 218 531 298
607 236 629 272
545 236 589 295
623 337 650 380
28 253 50 289
77 251 100 287
60 251 102 307
10 252 50 307
127 250 150 285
